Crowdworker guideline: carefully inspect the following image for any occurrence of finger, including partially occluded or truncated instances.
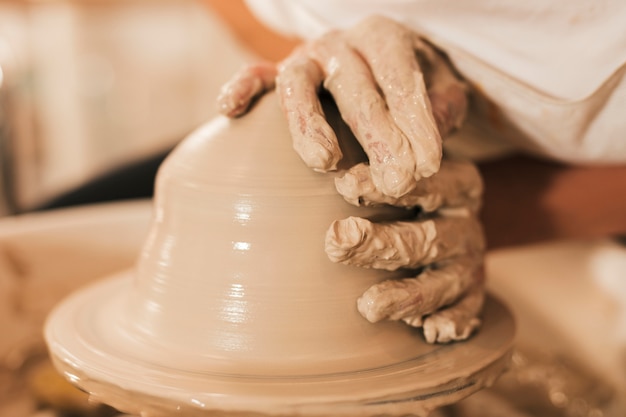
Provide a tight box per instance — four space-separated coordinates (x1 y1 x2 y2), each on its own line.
325 214 484 271
308 32 417 197
422 282 484 343
335 160 483 213
356 256 482 324
217 62 277 117
346 16 442 179
276 47 343 171
428 76 468 138
422 41 469 137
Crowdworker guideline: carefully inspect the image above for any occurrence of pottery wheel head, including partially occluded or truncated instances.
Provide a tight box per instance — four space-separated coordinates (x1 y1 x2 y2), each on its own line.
45 92 515 417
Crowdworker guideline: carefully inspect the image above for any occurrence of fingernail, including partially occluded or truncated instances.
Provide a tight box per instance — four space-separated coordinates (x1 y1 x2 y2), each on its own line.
402 315 424 327
357 283 409 323
217 89 250 118
423 321 437 344
339 217 366 247
300 140 336 172
216 92 234 115
325 217 365 262
334 172 360 205
357 288 384 323
416 159 439 178
415 147 442 178
381 166 414 198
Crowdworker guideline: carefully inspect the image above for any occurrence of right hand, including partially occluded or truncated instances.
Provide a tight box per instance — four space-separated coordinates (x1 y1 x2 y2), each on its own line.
217 15 469 198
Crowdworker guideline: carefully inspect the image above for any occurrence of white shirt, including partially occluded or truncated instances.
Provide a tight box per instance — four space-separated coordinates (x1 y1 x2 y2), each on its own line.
245 0 626 164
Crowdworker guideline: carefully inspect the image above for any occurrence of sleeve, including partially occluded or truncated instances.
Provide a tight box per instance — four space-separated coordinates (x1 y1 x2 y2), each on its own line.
244 0 626 164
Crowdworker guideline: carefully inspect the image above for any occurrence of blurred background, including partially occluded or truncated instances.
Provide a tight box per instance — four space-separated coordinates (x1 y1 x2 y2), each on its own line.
0 0 273 216
0 2 625 417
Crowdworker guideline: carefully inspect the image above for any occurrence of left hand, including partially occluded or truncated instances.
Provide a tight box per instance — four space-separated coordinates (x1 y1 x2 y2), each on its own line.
326 159 485 343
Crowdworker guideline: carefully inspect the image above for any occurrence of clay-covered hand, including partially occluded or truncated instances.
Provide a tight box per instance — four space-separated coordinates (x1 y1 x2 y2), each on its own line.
218 15 482 343
218 15 468 198
327 160 486 343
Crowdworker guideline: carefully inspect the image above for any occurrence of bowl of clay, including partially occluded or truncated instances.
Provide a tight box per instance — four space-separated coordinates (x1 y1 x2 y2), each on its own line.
45 93 515 417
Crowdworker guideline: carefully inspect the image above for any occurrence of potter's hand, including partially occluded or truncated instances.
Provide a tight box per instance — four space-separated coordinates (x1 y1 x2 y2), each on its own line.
218 15 468 198
326 160 485 343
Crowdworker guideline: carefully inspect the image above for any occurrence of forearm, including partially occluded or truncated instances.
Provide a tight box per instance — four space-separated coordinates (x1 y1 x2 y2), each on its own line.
202 0 300 61
479 156 626 249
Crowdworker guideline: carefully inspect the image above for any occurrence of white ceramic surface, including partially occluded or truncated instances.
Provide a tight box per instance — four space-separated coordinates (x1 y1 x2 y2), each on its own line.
44 93 515 416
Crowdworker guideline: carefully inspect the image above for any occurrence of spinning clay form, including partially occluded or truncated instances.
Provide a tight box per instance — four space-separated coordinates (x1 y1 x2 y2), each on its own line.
45 93 515 417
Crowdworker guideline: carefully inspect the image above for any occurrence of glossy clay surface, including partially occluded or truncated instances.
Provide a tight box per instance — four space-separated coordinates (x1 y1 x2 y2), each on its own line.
46 93 515 416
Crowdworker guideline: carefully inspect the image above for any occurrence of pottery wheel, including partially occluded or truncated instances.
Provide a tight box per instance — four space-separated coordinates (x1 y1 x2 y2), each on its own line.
46 271 514 417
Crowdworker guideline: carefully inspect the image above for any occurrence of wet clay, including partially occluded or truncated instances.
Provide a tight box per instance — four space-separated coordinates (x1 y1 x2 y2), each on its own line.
45 92 514 416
